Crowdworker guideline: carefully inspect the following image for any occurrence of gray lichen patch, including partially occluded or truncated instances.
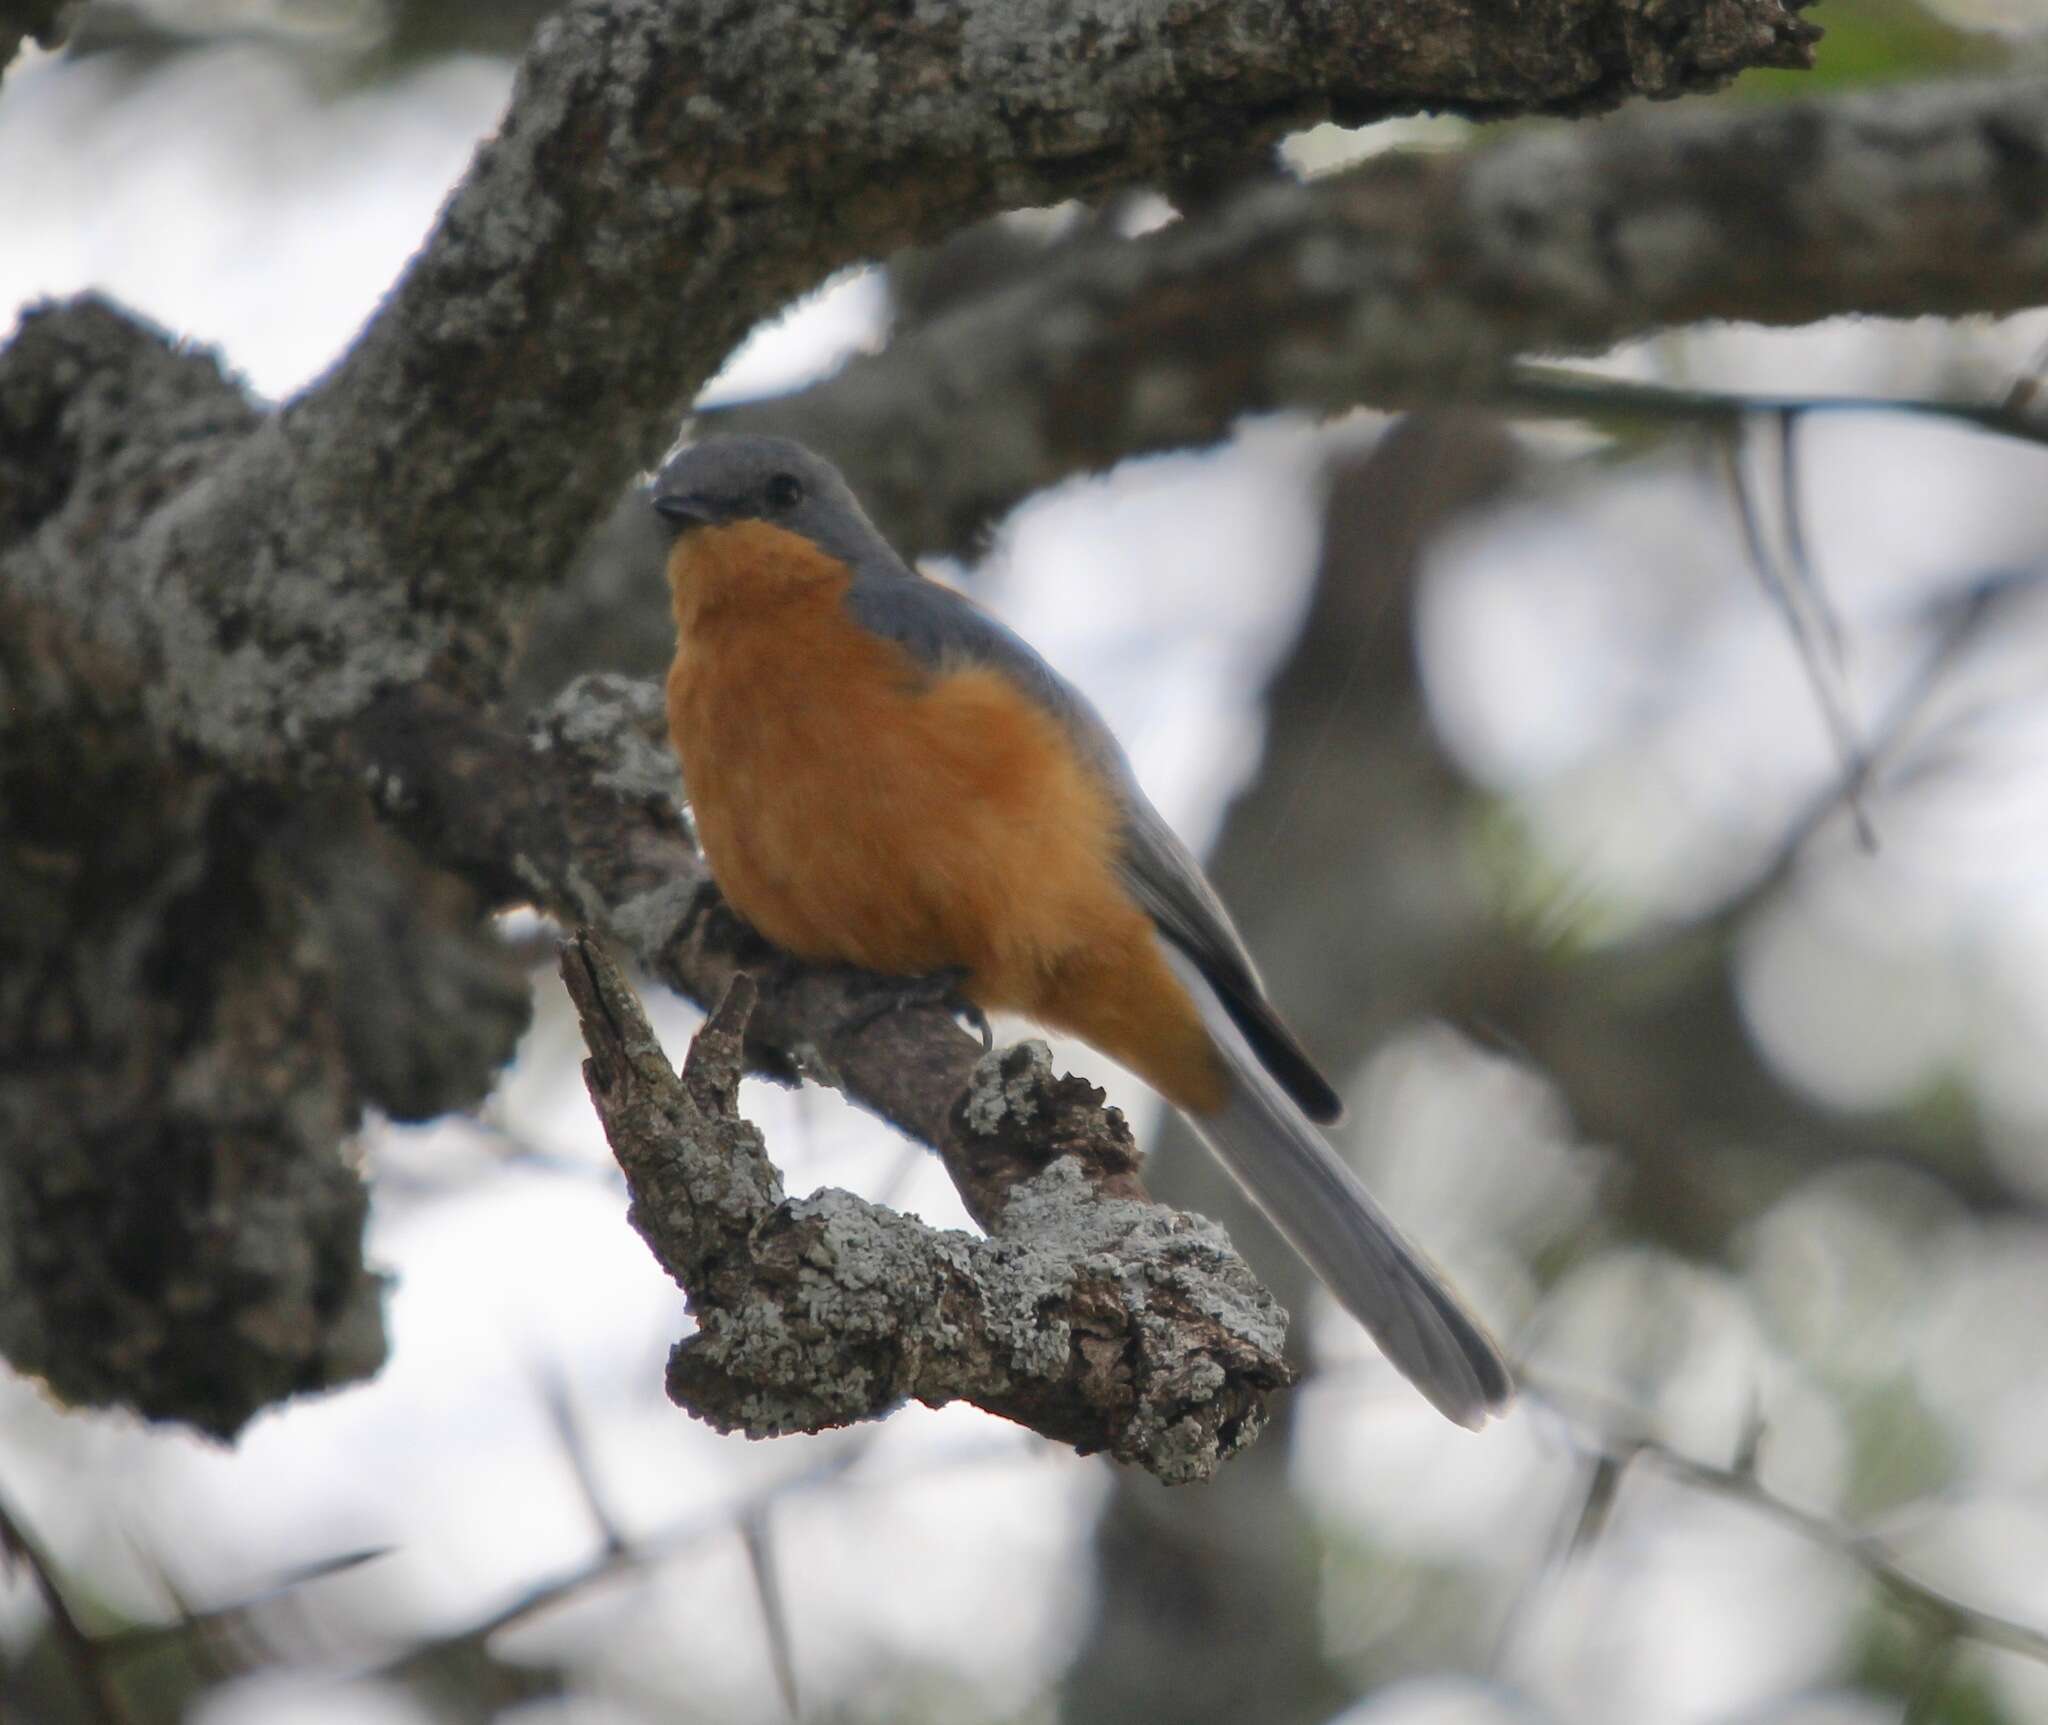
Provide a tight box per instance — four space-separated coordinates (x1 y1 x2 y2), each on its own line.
565 936 1289 1481
963 1039 1055 1135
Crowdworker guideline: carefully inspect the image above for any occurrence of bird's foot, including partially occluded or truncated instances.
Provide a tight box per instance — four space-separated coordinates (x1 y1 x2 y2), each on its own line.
835 965 992 1051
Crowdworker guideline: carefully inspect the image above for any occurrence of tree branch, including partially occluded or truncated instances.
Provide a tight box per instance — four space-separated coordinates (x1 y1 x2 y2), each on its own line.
1531 1376 2048 1672
718 73 2048 562
0 1485 137 1725
513 69 2048 701
1497 363 2048 452
352 673 1163 1230
559 934 1290 1482
1 0 1811 774
0 0 70 74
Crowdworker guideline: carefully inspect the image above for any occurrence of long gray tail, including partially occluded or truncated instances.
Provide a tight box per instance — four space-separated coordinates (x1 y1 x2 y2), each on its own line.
1166 952 1514 1429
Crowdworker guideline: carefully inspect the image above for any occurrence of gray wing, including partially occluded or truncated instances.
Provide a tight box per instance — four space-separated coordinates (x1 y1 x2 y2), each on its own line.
1164 947 1512 1427
1119 795 1345 1123
845 572 1343 1123
844 569 1129 783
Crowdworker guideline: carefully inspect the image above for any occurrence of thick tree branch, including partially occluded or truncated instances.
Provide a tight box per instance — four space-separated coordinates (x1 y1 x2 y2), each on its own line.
511 69 2048 701
721 73 2048 562
1 0 1811 774
303 0 1811 619
0 308 531 1436
560 936 1290 1481
0 0 70 73
0 600 528 1434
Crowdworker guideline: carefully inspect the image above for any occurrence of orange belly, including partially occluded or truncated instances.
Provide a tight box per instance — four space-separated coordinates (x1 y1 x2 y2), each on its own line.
664 523 1228 1113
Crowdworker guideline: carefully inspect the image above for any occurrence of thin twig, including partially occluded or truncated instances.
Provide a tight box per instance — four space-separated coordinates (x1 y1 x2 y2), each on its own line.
535 1362 629 1558
93 1546 393 1667
1774 407 1848 674
1500 364 2048 451
0 1489 137 1725
1999 332 2048 419
1528 1375 2048 1668
1488 1442 1634 1679
740 1506 802 1722
1761 569 2028 876
372 1430 1038 1683
1712 421 1877 849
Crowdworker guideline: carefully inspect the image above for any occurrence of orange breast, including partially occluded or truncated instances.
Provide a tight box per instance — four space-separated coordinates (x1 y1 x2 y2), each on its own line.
664 522 1228 1114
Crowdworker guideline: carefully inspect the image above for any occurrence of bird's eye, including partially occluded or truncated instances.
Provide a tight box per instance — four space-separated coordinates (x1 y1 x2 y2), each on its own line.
765 472 803 511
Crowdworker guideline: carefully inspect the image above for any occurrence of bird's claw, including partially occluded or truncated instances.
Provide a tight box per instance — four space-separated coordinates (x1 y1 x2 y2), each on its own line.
836 965 991 1050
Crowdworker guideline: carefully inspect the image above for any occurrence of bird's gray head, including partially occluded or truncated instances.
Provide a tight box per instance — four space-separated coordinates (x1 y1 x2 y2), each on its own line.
649 435 898 575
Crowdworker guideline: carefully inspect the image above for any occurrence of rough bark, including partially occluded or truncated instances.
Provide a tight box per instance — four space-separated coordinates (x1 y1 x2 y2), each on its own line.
8 2 2028 1443
743 72 2048 560
515 71 2048 701
561 937 1290 1483
0 625 527 1435
364 678 1302 1478
0 310 531 1435
5 0 1817 779
0 715 394 1438
0 0 70 70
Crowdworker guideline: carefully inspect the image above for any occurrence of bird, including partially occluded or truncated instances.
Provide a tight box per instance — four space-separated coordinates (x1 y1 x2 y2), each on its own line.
650 433 1513 1429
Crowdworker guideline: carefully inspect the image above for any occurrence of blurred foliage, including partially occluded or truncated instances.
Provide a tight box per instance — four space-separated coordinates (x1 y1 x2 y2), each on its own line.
1740 0 2013 96
1319 1542 1501 1684
1850 1610 2015 1725
1839 1373 1959 1519
1465 798 1638 955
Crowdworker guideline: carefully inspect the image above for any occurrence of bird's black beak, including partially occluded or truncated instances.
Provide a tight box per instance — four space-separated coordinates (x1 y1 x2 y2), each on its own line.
652 492 722 531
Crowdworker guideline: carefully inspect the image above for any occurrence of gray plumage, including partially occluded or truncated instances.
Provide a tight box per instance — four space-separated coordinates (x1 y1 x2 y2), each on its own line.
1162 946 1512 1428
650 433 1514 1426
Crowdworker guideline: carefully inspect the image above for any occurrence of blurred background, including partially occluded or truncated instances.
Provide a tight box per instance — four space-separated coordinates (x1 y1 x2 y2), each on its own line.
6 1 2048 1721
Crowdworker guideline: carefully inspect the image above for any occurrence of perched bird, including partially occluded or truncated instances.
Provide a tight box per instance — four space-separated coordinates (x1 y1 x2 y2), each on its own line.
651 434 1512 1428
